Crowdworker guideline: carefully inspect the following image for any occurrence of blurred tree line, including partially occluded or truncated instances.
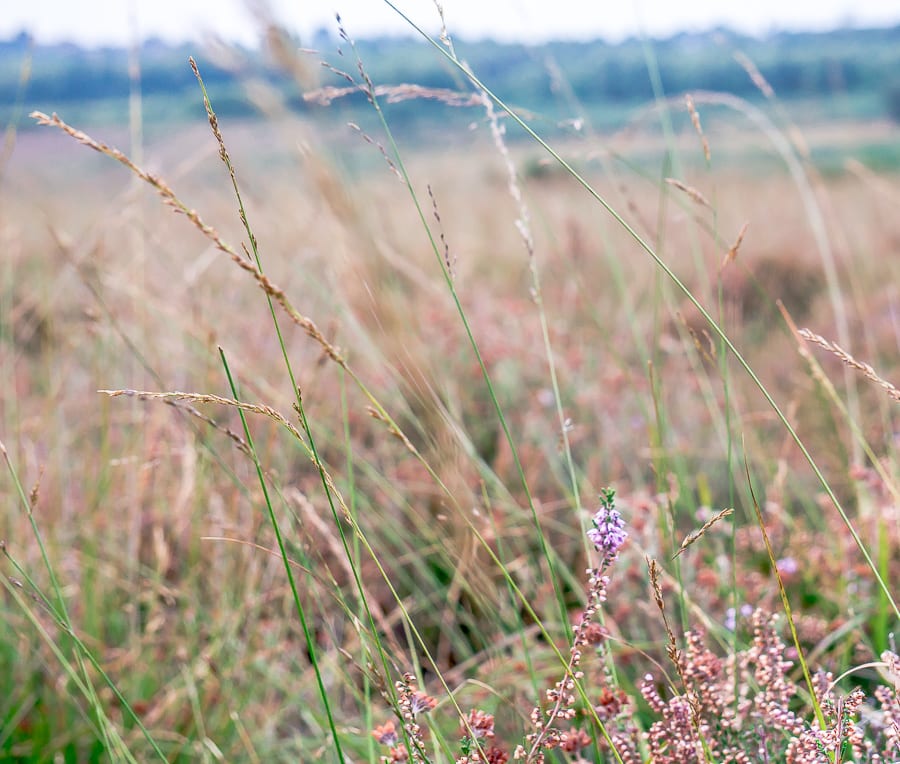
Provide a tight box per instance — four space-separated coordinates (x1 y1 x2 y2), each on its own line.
1 24 899 132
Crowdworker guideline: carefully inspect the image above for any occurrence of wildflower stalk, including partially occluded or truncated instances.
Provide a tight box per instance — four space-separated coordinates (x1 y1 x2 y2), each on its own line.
521 489 627 763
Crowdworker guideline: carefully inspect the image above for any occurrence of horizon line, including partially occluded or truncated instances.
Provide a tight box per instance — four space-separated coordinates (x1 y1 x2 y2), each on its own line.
2 19 900 52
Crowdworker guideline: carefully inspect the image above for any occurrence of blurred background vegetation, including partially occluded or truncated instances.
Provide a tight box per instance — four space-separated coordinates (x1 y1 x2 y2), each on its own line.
2 25 900 143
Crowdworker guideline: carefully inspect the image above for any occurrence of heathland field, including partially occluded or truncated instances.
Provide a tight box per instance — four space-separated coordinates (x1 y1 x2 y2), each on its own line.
2 20 900 763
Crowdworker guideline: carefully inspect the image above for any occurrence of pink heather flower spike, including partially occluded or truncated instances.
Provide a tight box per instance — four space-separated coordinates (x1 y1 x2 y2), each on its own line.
587 488 627 565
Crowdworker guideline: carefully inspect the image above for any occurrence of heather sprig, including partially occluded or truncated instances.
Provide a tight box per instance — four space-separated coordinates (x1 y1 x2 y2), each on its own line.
517 491 629 763
587 488 628 568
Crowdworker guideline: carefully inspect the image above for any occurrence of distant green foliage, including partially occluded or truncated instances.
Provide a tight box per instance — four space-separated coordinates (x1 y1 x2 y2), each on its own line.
2 27 899 130
2 25 899 132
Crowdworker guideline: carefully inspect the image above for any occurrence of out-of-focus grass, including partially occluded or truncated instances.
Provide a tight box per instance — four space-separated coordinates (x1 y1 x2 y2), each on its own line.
2 22 899 760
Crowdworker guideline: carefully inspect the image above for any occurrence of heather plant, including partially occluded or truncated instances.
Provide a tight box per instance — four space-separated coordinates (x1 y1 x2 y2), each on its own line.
2 4 899 763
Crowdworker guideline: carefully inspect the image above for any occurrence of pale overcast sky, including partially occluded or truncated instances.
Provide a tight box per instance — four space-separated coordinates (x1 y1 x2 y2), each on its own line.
3 0 899 47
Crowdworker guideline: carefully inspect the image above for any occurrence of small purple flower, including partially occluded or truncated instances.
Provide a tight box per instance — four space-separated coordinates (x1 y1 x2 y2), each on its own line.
725 607 737 632
587 488 627 564
776 557 799 576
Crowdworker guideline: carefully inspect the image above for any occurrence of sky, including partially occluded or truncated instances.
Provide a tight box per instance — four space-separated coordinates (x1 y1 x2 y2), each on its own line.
3 0 899 47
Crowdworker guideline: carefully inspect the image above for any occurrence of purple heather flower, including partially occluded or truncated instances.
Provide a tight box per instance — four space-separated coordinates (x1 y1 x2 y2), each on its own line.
776 557 799 576
725 607 737 632
587 489 627 563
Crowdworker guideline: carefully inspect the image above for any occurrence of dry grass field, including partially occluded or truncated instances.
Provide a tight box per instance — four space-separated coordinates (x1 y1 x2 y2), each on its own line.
2 36 900 762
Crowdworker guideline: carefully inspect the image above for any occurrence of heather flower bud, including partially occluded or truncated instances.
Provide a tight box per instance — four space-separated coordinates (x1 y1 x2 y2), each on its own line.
587 488 627 564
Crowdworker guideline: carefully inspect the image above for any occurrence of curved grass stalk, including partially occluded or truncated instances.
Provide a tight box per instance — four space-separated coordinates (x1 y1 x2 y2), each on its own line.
333 20 576 660
381 0 898 622
332 22 628 754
